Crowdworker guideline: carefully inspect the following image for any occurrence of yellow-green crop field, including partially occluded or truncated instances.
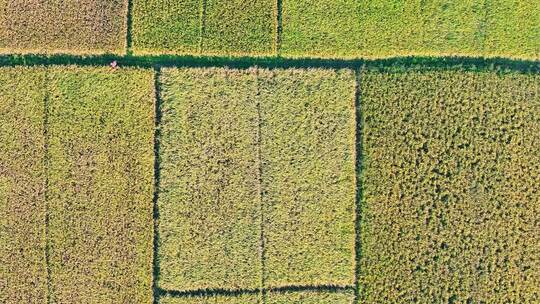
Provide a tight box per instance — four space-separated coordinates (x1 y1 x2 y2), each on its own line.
160 294 261 304
359 70 540 303
46 67 155 303
158 68 263 291
266 290 355 304
280 0 539 59
157 67 356 292
0 67 48 303
0 1 539 303
0 0 128 55
258 69 356 288
132 0 276 56
0 0 538 59
1 66 155 303
0 55 539 303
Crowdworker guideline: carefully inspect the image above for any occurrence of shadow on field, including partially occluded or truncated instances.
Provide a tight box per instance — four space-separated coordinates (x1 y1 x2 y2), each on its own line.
0 53 538 73
152 67 163 304
158 284 354 299
125 0 134 56
353 69 364 303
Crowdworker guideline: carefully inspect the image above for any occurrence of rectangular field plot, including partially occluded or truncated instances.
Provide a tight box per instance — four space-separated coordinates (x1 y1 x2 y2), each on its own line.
131 0 201 55
0 0 128 54
483 0 540 59
280 0 538 59
202 0 276 56
413 0 485 55
267 290 354 304
281 0 484 58
259 69 357 287
359 70 540 303
132 0 275 56
158 68 262 291
46 67 155 303
280 0 362 58
356 0 484 58
160 294 260 304
0 67 48 303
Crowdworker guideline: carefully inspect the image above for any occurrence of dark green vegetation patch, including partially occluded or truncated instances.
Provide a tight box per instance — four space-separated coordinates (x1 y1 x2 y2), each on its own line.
157 67 357 292
132 0 276 56
359 70 540 303
0 0 128 54
0 67 48 303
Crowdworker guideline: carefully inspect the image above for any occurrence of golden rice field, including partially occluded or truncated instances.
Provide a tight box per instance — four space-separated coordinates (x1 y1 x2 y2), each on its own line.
0 0 538 59
0 1 539 303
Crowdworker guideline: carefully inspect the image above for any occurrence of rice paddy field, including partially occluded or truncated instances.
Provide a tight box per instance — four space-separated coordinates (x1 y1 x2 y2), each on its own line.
0 1 539 304
0 0 538 59
0 0 128 55
359 70 540 303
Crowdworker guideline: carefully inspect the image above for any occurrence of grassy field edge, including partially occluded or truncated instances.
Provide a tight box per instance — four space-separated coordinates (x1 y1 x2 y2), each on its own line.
0 54 538 74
